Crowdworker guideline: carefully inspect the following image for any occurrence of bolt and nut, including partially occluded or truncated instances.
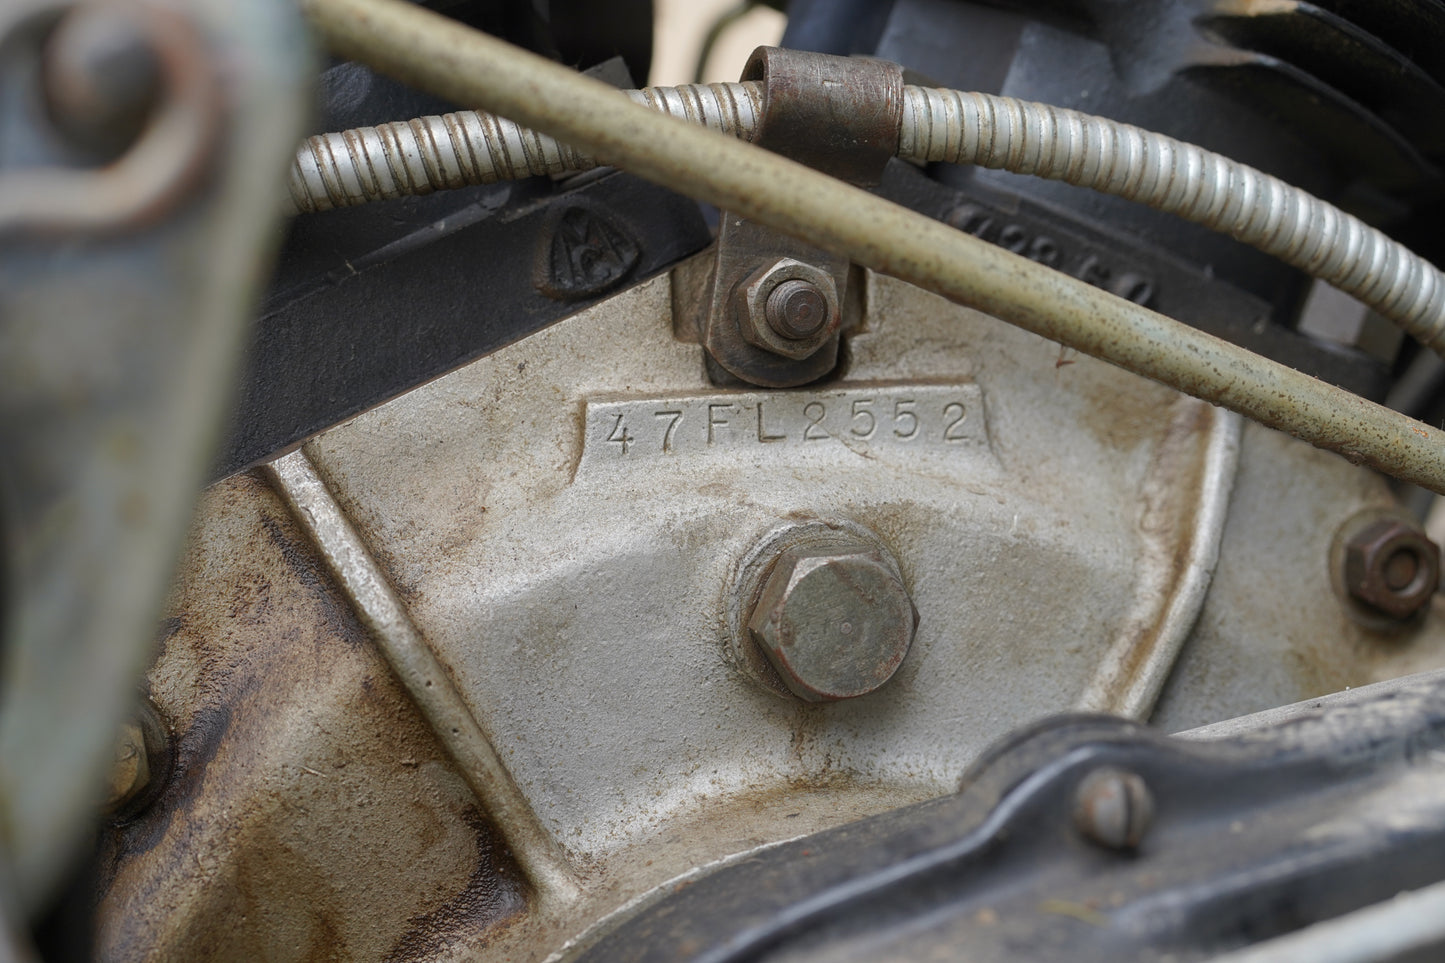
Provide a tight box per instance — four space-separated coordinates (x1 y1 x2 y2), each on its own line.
747 538 917 702
736 258 842 360
1073 766 1153 850
1343 518 1440 620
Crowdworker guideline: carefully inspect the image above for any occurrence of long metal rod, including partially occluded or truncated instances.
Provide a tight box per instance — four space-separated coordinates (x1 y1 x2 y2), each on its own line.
1204 879 1445 963
299 0 1445 495
266 450 582 905
285 82 1445 367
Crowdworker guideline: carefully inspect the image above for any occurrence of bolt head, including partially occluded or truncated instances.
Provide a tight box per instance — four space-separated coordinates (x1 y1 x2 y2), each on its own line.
737 258 841 360
106 721 150 811
1074 767 1153 850
748 547 916 702
1344 519 1440 620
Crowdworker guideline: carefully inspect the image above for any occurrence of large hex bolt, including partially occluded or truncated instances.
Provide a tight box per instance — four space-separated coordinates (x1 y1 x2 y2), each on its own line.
1343 518 1440 620
747 541 917 702
736 258 842 360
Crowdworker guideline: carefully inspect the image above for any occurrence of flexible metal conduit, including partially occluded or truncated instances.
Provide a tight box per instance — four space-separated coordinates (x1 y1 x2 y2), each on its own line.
285 82 763 214
898 88 1445 357
298 0 1445 495
285 78 1445 360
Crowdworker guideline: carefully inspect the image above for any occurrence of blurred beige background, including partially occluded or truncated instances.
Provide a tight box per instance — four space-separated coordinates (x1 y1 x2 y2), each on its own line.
650 0 787 87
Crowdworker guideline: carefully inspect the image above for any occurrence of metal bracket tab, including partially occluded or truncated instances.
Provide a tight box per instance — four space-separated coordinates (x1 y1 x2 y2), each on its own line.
697 47 903 388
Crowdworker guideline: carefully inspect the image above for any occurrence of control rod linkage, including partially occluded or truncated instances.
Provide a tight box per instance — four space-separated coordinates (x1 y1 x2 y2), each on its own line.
298 0 1445 495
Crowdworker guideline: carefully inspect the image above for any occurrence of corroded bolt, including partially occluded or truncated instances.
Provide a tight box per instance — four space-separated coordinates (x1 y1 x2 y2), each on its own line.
1073 767 1153 850
1344 519 1440 620
737 258 841 360
747 543 917 702
765 279 829 339
106 721 151 812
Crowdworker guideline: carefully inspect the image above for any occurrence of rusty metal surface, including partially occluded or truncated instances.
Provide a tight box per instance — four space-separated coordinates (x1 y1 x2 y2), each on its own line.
299 0 1445 494
697 214 850 387
746 527 917 703
742 46 902 188
300 268 1178 869
695 46 902 387
1151 424 1445 732
270 268 1410 963
1342 517 1441 620
265 450 582 907
94 473 529 962
85 268 1445 961
737 258 842 361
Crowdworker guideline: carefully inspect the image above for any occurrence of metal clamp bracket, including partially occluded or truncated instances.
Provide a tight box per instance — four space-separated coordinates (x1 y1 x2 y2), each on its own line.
695 47 903 387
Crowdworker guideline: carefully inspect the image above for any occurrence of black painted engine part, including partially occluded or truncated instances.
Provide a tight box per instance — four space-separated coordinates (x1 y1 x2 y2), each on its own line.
578 673 1445 962
789 0 1445 401
214 32 707 479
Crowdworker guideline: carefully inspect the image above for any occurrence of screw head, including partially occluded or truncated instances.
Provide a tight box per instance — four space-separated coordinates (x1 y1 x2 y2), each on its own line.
1074 767 1153 850
747 546 916 702
737 258 842 360
1344 519 1440 620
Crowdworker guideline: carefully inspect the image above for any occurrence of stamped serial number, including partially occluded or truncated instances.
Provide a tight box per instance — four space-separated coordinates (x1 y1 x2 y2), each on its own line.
578 383 990 467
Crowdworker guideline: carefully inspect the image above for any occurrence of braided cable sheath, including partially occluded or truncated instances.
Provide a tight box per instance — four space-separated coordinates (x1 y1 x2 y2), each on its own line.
284 81 762 214
898 86 1445 355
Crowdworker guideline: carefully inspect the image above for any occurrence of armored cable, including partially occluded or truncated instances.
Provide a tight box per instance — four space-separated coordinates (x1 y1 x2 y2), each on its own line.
296 0 1445 495
285 75 1445 360
284 82 763 213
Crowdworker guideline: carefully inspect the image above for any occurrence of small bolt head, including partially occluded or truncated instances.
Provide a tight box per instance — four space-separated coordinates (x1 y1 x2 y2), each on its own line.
1344 519 1440 620
748 546 916 702
106 721 151 812
1074 767 1153 850
737 258 842 360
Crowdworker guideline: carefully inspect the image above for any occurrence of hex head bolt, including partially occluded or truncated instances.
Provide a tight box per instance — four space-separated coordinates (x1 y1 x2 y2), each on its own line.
736 258 842 361
747 544 917 702
1343 519 1441 620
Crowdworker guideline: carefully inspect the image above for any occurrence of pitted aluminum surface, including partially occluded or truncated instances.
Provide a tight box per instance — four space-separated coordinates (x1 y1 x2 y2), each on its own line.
298 271 1253 862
